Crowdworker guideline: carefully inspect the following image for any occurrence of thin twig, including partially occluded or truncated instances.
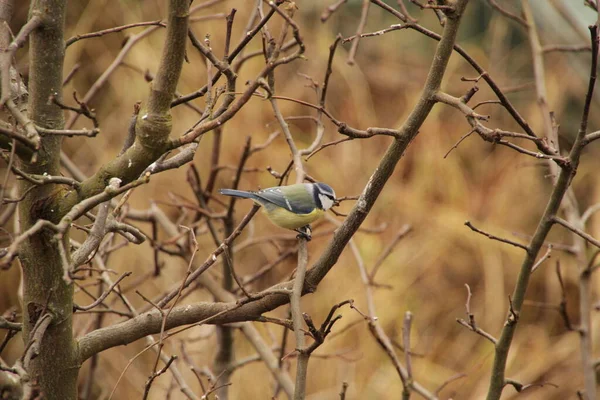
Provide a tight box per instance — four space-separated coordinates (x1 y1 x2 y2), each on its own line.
531 245 552 273
464 221 528 251
456 284 498 345
552 216 600 249
347 0 370 65
402 311 413 382
369 224 412 281
65 20 165 47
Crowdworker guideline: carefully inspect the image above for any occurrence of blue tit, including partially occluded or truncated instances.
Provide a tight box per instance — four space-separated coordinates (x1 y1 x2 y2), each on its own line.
219 182 337 240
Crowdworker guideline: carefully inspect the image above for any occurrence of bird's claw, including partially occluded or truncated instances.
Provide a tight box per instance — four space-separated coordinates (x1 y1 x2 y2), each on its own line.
295 225 312 241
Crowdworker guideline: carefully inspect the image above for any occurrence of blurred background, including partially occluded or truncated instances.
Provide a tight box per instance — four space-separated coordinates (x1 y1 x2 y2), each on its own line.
1 0 600 398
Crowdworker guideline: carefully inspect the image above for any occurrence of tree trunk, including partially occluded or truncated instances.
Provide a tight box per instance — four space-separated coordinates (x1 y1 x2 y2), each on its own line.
18 1 79 398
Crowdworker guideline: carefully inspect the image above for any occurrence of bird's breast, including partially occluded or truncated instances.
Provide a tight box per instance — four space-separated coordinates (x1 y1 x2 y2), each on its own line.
264 207 324 229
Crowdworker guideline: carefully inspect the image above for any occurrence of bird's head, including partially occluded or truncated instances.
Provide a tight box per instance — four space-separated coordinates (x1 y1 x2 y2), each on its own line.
313 182 336 211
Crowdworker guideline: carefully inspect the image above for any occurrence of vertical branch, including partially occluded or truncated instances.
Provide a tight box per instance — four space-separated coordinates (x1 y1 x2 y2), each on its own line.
498 3 598 399
291 239 308 399
64 26 161 130
0 15 42 105
240 324 295 398
146 0 189 115
573 23 599 400
0 0 14 106
260 11 312 394
402 311 413 386
349 239 434 399
347 0 369 65
271 96 305 184
299 35 342 157
80 279 106 400
522 1 555 146
485 23 600 400
265 5 306 184
213 138 252 400
61 0 190 211
212 263 235 399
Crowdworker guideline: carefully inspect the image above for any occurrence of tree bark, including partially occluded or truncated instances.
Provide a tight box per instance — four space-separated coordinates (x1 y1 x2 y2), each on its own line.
18 1 78 399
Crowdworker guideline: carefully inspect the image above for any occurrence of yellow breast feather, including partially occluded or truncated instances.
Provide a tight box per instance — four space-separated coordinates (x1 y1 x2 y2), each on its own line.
262 206 324 229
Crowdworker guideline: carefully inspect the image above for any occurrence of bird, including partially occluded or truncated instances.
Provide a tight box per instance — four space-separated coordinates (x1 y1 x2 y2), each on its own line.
219 182 337 240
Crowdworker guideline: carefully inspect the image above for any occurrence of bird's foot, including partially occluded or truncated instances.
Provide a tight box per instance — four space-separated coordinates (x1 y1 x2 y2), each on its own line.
295 225 312 241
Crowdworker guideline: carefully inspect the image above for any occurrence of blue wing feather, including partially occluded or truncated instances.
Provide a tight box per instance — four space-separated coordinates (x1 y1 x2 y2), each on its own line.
220 184 316 214
254 185 315 214
219 189 258 200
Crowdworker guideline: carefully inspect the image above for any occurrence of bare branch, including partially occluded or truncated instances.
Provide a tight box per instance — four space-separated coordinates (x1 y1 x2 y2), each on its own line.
65 20 165 47
291 239 309 400
444 128 476 158
349 238 435 399
369 224 412 281
485 0 526 27
339 381 349 399
486 25 599 399
321 0 348 22
5 99 40 149
552 216 600 250
543 44 591 53
0 15 42 105
74 272 132 311
456 284 498 345
531 245 552 273
343 23 407 43
142 355 177 400
0 316 21 331
464 221 529 251
347 0 370 65
402 311 413 381
504 378 558 393
172 2 280 107
434 373 467 396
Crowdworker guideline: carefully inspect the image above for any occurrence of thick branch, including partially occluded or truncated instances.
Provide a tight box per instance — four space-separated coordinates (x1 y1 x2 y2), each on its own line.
57 0 190 216
147 0 188 115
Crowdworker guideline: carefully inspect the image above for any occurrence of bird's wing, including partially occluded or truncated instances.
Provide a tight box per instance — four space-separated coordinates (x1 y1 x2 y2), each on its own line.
254 186 315 214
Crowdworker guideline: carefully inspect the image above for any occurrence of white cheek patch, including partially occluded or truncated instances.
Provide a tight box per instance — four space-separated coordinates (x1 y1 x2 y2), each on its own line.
319 194 334 210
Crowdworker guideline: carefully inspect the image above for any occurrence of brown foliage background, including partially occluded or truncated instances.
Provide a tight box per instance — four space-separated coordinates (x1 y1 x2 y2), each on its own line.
1 1 599 399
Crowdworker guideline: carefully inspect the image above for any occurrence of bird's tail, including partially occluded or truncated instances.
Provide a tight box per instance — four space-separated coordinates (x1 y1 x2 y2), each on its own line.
219 188 256 199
